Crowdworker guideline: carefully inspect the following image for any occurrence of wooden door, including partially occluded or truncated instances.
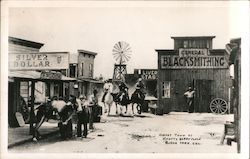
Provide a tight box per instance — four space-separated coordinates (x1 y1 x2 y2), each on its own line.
194 80 212 113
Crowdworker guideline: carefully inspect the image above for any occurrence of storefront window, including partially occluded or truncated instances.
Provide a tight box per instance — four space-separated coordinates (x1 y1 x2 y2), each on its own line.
162 81 170 98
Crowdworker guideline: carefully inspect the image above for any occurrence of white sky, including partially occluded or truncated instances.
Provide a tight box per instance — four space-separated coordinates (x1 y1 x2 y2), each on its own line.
8 1 246 79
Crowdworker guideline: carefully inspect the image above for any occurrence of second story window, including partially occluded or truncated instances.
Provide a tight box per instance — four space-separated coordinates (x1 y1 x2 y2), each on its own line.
89 64 93 77
69 64 77 78
183 40 188 48
81 63 84 76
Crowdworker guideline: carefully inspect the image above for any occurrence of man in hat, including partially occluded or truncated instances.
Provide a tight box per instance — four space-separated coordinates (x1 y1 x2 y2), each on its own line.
102 79 113 103
184 86 195 113
77 95 89 138
135 78 145 98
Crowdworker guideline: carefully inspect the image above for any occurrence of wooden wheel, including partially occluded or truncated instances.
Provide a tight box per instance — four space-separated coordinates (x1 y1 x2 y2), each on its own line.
209 98 228 114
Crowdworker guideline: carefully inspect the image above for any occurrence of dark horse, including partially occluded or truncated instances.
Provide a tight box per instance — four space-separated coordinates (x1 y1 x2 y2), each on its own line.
32 97 75 141
112 90 130 115
32 100 55 141
130 89 145 114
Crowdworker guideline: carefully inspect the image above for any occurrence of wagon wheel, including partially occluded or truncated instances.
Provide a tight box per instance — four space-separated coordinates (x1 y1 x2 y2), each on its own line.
209 98 228 114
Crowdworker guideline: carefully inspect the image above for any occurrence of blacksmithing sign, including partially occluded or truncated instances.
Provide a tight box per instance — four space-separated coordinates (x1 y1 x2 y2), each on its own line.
141 69 158 80
161 55 228 69
9 52 69 70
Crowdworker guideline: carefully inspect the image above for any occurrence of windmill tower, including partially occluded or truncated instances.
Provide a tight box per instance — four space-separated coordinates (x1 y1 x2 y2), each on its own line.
112 41 131 81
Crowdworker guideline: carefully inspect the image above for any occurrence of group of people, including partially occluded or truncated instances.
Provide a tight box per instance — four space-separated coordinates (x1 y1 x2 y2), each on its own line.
102 78 145 103
34 89 100 140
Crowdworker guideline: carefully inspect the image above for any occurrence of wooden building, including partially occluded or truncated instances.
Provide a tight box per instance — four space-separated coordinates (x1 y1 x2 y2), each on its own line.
156 36 231 114
68 50 103 99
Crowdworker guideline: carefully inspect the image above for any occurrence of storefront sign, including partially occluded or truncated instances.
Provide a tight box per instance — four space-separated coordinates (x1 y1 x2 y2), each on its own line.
141 69 158 80
161 55 228 69
9 52 69 70
40 71 62 80
179 48 208 56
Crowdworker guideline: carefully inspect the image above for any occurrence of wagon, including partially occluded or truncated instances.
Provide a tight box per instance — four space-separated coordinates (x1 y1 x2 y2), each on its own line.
209 98 228 114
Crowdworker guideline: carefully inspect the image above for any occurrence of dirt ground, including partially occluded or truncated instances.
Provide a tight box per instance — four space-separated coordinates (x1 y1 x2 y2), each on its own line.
9 105 237 153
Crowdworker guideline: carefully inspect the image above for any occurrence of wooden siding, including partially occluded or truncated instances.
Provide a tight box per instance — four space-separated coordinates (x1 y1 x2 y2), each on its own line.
157 53 231 113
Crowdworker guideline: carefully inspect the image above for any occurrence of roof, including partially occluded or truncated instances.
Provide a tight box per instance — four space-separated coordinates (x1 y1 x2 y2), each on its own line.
155 49 178 54
78 49 98 56
9 36 44 49
9 71 77 81
9 70 41 79
209 49 226 55
78 78 104 84
171 36 216 40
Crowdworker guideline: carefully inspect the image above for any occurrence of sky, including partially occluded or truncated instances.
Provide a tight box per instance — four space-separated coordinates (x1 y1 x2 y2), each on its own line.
8 1 246 79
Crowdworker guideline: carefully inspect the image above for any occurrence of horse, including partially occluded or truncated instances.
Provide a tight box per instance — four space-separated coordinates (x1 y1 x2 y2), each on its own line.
113 90 130 115
32 100 55 141
104 90 114 115
130 89 145 114
32 97 74 141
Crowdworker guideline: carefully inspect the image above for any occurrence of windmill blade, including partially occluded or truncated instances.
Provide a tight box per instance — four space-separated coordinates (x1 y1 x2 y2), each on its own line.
112 51 121 55
115 54 122 62
118 41 122 50
124 46 132 53
123 55 129 62
114 43 121 52
124 54 131 60
122 43 130 52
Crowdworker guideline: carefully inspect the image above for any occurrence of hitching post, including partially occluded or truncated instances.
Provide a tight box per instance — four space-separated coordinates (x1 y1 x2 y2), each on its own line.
29 81 36 135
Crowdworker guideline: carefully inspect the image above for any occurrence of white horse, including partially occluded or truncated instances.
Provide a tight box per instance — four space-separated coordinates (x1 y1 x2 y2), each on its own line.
104 90 114 115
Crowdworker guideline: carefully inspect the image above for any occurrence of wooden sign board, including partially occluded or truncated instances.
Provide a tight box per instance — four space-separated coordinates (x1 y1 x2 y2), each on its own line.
15 112 25 127
9 52 69 70
140 69 158 80
161 55 228 69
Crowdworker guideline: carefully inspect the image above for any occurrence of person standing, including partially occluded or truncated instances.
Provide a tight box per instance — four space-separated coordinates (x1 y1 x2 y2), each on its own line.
77 95 89 138
88 89 98 130
184 86 195 113
135 78 145 99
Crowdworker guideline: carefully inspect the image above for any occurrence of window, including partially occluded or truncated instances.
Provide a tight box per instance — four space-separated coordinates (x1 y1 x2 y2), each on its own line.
162 81 170 98
183 40 188 48
89 64 93 77
81 63 84 76
69 64 76 78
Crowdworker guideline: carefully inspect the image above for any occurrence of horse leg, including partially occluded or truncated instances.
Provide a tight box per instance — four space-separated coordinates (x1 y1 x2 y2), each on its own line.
137 104 141 114
115 102 118 115
108 104 111 116
125 105 127 114
33 115 46 141
136 104 140 114
103 102 107 114
131 103 134 115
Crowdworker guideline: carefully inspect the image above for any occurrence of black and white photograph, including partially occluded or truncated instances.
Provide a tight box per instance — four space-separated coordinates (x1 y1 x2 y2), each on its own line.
1 1 249 159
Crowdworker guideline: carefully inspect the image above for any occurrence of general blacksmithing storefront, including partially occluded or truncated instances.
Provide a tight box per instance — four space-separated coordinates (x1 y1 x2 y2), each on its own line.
156 36 231 114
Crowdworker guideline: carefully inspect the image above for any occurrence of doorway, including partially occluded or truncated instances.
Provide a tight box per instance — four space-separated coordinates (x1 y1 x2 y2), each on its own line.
194 80 212 113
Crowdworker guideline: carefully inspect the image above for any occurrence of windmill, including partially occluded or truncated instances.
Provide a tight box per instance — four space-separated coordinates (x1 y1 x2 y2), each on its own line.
112 41 132 81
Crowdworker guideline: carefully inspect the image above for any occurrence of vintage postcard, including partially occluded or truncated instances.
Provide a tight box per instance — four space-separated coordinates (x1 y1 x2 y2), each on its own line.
1 1 249 159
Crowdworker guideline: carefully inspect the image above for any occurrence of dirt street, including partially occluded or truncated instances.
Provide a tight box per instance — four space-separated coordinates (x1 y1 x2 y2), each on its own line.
9 106 237 153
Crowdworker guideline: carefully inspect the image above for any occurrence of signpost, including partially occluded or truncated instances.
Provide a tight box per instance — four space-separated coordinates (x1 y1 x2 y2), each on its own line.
161 49 229 69
9 52 69 70
140 69 158 80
